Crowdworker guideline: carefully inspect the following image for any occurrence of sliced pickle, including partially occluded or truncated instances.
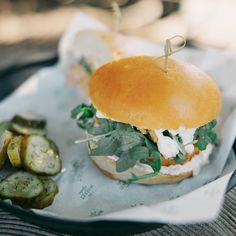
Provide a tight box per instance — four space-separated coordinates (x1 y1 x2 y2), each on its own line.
48 139 60 155
22 135 62 175
12 177 58 209
0 171 43 199
7 135 23 167
0 130 13 168
31 177 58 209
11 113 46 135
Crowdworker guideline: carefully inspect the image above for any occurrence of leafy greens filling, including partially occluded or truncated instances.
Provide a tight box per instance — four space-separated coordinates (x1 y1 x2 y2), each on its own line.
72 104 217 182
194 120 217 150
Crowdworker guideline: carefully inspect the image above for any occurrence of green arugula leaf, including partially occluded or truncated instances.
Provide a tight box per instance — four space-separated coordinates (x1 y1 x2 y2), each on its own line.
167 132 186 156
194 120 217 151
127 145 162 183
144 136 156 149
140 150 161 172
208 131 217 142
89 125 148 168
71 104 96 129
114 122 134 131
90 135 119 156
127 160 161 183
176 134 183 143
115 130 145 152
87 119 114 135
71 103 95 119
79 56 93 75
196 134 211 150
174 153 186 164
144 137 161 170
116 146 149 172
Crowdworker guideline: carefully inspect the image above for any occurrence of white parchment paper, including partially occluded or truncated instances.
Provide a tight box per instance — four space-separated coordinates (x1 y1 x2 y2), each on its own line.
0 12 235 224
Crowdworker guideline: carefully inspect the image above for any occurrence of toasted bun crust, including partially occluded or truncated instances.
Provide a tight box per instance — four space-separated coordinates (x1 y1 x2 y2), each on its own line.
91 155 192 184
89 56 222 129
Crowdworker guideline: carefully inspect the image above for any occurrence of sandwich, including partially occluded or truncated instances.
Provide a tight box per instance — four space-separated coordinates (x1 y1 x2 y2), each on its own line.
66 29 124 98
72 56 221 184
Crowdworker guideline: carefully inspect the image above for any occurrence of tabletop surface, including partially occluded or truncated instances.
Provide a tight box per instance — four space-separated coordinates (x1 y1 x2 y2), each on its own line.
0 188 235 236
0 43 236 236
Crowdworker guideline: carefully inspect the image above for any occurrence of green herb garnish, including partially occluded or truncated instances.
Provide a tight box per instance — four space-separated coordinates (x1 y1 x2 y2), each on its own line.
163 131 187 164
72 104 218 183
71 104 96 129
72 104 162 182
194 120 217 151
127 172 157 184
79 57 93 75
174 153 186 164
88 123 159 175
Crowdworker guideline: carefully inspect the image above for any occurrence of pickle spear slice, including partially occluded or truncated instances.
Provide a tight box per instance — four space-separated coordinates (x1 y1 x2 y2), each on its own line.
7 135 23 167
22 135 62 175
0 171 43 199
0 130 13 168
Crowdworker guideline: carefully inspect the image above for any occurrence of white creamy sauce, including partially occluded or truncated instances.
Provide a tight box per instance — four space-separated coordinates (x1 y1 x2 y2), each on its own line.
107 155 118 161
160 144 213 176
155 131 179 159
96 110 108 119
154 127 197 159
171 127 196 154
185 144 195 154
107 144 213 176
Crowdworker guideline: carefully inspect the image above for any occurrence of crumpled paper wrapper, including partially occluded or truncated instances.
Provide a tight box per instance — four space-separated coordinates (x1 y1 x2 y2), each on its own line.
0 12 235 224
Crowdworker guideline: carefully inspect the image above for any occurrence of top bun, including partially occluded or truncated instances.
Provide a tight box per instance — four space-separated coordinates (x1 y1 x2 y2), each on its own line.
89 56 221 129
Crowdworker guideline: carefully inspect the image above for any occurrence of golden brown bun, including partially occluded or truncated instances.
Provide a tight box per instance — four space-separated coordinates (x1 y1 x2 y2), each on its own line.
91 156 192 185
89 56 222 129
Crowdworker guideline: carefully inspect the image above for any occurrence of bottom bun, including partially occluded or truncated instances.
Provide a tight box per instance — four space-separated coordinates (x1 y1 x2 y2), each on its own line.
90 143 213 185
88 132 213 185
91 155 193 185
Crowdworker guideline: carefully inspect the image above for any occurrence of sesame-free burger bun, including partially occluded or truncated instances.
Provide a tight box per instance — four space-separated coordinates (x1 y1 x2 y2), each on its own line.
89 56 222 130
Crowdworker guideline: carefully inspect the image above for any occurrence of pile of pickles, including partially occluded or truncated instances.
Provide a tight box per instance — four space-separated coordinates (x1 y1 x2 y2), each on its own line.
0 113 62 209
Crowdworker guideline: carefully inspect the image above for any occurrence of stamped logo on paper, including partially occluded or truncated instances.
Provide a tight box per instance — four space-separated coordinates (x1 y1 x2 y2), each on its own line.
117 180 130 190
78 184 95 200
89 209 104 217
